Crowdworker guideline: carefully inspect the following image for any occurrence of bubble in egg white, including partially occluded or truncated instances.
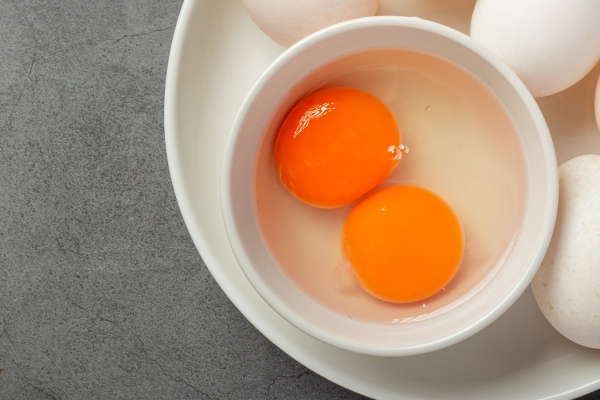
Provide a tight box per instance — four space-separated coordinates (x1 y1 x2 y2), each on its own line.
242 0 379 48
531 155 600 349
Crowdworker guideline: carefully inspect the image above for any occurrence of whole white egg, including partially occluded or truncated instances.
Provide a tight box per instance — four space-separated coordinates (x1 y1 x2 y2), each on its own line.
242 0 379 47
531 154 600 349
596 72 600 133
470 0 600 98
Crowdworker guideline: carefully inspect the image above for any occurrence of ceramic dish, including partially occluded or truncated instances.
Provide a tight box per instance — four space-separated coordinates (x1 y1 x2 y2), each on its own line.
164 0 600 398
222 16 557 357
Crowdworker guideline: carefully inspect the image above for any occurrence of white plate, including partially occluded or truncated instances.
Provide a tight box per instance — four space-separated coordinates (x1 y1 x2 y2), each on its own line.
164 0 600 398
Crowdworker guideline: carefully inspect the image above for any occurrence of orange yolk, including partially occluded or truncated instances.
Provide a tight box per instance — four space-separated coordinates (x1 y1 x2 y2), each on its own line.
342 185 464 303
275 87 402 208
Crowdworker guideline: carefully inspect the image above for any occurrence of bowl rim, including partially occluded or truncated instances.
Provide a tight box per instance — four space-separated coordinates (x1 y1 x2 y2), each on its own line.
220 15 558 356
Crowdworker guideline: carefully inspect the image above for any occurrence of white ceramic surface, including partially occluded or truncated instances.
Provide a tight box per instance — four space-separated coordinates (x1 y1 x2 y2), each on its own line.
165 0 600 398
221 17 557 357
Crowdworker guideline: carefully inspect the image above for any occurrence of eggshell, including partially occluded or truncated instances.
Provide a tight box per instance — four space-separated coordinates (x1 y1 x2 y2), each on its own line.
531 154 600 349
595 72 600 133
242 0 379 47
470 0 600 98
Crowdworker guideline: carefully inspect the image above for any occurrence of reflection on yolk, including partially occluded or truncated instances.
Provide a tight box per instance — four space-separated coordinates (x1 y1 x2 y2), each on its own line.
342 185 465 303
275 87 406 208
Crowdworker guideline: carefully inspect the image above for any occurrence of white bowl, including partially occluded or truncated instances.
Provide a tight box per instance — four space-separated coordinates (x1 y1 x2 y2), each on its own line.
221 16 557 356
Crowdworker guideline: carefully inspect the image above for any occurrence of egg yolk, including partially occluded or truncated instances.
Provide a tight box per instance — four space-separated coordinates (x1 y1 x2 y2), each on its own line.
275 87 404 208
342 185 464 303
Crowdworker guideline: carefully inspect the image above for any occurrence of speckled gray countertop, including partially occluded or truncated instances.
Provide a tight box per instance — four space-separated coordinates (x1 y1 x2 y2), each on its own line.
0 1 599 399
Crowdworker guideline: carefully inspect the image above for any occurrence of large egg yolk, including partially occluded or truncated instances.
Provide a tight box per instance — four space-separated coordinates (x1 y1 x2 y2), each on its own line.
275 87 402 208
342 185 465 303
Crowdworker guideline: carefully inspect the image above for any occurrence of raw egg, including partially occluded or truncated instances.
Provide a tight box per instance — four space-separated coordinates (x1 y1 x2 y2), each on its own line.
275 87 406 208
342 185 465 303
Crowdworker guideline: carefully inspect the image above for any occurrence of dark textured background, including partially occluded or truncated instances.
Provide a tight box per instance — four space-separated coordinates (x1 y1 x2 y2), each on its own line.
0 0 599 399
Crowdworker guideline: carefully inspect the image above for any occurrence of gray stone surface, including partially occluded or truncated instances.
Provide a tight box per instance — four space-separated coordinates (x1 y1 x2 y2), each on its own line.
0 0 598 399
0 0 364 398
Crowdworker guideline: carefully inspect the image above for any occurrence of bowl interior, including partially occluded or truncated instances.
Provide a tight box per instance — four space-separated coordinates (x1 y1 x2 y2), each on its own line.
222 17 556 356
257 48 526 322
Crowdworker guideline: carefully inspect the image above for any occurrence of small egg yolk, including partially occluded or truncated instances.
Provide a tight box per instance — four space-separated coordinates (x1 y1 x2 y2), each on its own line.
275 87 403 208
342 185 464 303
